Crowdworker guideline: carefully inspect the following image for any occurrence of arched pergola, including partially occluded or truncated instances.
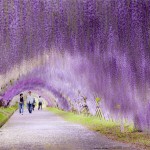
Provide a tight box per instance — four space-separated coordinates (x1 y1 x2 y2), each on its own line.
0 0 150 131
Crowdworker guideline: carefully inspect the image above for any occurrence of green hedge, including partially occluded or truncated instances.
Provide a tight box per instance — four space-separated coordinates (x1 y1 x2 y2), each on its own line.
0 104 18 128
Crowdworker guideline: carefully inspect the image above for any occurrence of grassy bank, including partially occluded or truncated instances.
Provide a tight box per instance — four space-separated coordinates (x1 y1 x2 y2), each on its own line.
0 104 18 128
47 107 150 150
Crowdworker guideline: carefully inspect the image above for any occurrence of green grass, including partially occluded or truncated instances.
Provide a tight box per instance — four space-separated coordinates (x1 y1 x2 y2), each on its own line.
47 107 150 150
0 104 18 127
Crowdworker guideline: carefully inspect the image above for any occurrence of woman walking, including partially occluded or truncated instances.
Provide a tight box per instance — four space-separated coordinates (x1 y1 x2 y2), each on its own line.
19 93 24 115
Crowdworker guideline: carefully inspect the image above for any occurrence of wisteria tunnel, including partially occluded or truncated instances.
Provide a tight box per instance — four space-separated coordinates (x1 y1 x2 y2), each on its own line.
0 0 150 134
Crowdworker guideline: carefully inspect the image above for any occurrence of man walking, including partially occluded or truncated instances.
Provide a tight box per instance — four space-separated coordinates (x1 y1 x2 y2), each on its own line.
27 91 34 113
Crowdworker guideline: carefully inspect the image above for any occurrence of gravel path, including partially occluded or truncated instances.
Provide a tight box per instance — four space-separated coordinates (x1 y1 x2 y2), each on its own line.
0 109 138 150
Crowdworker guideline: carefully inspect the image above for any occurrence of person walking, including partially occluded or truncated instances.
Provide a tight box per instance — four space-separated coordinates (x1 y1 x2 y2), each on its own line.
38 96 43 110
27 91 34 113
32 98 36 111
19 93 24 115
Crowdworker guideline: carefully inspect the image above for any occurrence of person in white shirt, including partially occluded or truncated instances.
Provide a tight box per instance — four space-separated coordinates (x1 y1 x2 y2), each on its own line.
27 91 34 113
38 96 43 110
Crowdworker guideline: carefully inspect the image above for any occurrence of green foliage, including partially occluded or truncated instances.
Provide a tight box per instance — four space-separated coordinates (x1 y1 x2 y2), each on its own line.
0 104 18 127
95 97 101 103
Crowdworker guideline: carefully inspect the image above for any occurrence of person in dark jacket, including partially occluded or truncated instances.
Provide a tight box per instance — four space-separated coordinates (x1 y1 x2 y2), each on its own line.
32 98 36 111
19 93 24 115
38 96 43 110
